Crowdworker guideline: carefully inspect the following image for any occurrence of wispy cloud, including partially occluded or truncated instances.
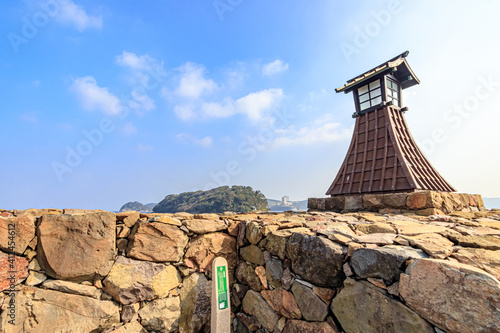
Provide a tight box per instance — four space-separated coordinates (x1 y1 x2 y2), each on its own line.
172 62 218 99
70 76 122 115
123 122 138 135
272 122 352 148
262 59 289 76
55 0 102 31
176 133 213 148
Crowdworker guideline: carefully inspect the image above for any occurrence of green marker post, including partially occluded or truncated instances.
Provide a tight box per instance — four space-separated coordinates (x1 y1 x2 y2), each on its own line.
211 257 231 332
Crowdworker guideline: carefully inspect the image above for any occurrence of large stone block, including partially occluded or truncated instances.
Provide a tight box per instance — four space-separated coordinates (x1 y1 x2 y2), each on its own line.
0 215 36 255
138 296 180 332
127 222 188 262
282 320 339 333
0 286 120 333
242 290 279 332
331 278 434 333
350 246 427 283
344 195 363 211
262 287 301 319
183 219 228 234
184 233 237 275
291 282 328 321
399 259 500 333
179 273 211 333
0 250 28 291
103 256 181 305
307 198 318 210
406 191 443 210
37 212 116 281
286 233 346 288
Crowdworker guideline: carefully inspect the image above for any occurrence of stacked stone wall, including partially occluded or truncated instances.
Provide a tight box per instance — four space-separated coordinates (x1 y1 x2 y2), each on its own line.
1 207 500 332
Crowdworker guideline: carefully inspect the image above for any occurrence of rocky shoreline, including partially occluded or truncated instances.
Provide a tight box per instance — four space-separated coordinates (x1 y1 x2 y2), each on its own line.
1 207 499 332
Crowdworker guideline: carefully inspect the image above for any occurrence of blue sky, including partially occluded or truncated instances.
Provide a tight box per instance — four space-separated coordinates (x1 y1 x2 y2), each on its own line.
1 1 500 210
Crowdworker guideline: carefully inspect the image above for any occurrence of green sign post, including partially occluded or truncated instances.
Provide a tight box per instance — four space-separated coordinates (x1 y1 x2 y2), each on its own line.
211 257 230 332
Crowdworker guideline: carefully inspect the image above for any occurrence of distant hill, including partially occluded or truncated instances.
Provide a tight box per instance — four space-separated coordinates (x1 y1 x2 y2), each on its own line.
153 186 269 214
483 198 500 209
268 198 307 212
119 201 152 212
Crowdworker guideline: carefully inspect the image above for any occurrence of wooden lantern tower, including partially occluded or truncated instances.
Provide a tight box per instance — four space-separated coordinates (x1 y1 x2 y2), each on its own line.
326 51 455 196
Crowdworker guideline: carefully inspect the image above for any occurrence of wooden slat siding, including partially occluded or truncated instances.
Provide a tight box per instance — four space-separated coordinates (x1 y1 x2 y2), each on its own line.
368 108 378 192
326 105 455 196
386 107 419 190
379 125 389 191
358 113 369 192
391 107 442 190
396 109 456 191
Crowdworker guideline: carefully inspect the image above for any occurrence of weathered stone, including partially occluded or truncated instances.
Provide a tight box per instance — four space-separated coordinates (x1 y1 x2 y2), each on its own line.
404 233 454 259
447 233 500 250
399 259 500 333
282 267 293 290
0 286 120 333
255 265 268 289
344 195 363 211
362 194 385 210
0 250 28 291
13 208 62 217
262 288 301 319
127 222 188 262
228 221 240 236
42 279 101 299
350 246 428 283
236 313 261 331
332 278 434 333
246 221 263 244
184 233 237 275
313 286 336 304
265 230 293 260
37 212 115 281
240 245 265 265
451 247 500 280
0 215 36 255
317 198 326 210
266 258 283 288
121 304 139 323
343 262 354 277
354 233 396 245
117 211 140 227
117 225 131 238
179 273 211 333
286 233 345 288
173 212 194 220
313 222 356 239
291 282 328 322
242 290 279 332
282 320 339 333
406 191 443 210
110 321 147 333
236 261 262 292
138 296 180 332
184 219 228 234
416 208 445 216
194 213 220 220
358 213 388 223
25 270 47 286
103 256 181 305
355 222 395 234
117 238 128 252
149 215 182 226
396 223 449 236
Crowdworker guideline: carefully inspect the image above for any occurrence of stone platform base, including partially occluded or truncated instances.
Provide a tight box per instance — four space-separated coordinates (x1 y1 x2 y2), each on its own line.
308 191 486 215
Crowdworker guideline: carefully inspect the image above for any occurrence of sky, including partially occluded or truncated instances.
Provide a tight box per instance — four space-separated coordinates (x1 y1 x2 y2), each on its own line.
1 0 500 211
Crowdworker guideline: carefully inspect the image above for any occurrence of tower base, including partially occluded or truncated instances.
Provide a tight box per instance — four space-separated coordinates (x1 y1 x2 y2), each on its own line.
308 191 486 216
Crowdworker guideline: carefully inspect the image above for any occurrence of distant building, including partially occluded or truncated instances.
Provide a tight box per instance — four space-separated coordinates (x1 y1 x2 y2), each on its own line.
282 196 290 206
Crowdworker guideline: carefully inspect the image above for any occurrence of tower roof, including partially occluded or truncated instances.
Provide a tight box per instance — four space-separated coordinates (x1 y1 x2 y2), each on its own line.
336 51 420 94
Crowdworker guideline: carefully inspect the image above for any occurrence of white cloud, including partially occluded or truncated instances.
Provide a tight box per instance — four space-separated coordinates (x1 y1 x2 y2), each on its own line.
272 122 352 148
176 133 213 148
128 89 155 114
174 62 218 99
199 89 284 123
174 104 197 121
262 59 289 76
56 0 102 31
70 76 122 115
123 122 138 136
194 136 213 147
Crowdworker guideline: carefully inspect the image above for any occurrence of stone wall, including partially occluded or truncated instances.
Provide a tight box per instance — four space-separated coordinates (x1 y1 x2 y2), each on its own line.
1 207 500 332
308 191 486 215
